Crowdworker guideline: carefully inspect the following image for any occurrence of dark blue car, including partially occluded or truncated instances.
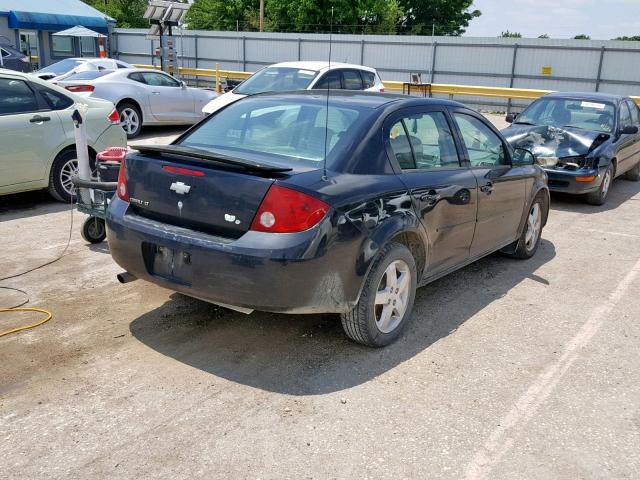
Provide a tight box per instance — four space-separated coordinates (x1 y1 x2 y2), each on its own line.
106 91 549 347
503 92 640 205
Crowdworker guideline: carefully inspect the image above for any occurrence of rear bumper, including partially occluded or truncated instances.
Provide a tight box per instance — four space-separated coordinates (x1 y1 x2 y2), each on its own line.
106 198 362 314
544 167 604 194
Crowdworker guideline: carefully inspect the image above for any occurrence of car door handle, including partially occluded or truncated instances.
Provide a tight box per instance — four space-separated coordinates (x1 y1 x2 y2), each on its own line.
152 91 161 95
480 182 493 194
30 115 51 123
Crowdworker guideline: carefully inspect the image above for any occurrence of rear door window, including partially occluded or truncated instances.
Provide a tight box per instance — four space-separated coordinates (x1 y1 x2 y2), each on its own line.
34 85 73 110
313 70 342 90
389 111 460 170
342 70 363 90
0 78 39 114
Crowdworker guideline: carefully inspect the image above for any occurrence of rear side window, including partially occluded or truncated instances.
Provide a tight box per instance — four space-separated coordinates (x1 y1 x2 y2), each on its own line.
128 72 146 84
1 48 9 58
342 70 363 90
0 78 39 114
361 71 376 89
389 111 459 170
35 85 74 110
454 113 507 167
313 71 341 90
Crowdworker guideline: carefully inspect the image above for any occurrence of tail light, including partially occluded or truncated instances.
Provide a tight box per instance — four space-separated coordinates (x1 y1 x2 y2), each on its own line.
116 156 129 202
380 87 385 92
107 109 120 124
250 185 329 233
66 85 95 93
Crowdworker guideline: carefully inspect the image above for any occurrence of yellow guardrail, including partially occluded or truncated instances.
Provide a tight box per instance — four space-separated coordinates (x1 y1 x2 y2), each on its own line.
134 63 640 105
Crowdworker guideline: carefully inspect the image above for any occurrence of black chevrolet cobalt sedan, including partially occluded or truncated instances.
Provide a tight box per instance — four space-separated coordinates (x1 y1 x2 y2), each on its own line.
106 91 549 347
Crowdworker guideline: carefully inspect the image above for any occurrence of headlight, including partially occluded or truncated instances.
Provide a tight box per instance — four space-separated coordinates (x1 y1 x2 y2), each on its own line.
536 156 558 167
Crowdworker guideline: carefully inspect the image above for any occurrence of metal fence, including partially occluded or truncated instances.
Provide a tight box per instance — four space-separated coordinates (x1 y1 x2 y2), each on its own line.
112 29 640 112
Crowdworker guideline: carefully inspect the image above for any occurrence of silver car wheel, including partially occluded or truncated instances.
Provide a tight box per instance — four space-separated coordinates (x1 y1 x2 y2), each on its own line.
524 202 542 252
59 158 79 196
120 108 140 135
374 259 411 334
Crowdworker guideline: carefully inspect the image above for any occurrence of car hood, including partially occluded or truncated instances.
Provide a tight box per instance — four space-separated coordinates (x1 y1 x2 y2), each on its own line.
202 91 245 114
503 124 611 158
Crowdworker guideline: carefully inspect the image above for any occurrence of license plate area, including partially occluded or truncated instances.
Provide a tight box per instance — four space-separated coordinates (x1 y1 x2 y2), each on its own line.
142 242 192 286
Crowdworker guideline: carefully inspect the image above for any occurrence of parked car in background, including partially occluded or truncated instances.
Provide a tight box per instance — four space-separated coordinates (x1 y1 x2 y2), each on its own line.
34 58 132 82
202 61 385 114
57 68 218 138
503 92 640 205
107 91 548 347
0 40 31 73
0 69 126 202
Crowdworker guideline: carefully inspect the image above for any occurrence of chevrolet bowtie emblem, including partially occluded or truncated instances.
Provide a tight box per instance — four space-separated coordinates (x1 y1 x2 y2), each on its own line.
170 181 191 195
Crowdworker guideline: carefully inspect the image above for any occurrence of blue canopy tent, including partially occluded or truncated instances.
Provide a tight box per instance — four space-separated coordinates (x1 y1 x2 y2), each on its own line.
7 11 109 34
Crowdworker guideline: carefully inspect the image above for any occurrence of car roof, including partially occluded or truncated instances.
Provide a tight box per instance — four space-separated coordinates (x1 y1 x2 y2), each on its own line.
269 61 377 73
246 90 465 110
544 91 626 103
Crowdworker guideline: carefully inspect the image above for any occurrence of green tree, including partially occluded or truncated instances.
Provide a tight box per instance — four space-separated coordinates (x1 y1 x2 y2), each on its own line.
573 34 591 40
397 0 481 35
82 0 149 28
615 35 640 41
500 30 522 38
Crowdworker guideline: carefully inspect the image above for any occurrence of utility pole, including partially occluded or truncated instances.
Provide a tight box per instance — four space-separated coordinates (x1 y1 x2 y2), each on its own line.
259 0 264 32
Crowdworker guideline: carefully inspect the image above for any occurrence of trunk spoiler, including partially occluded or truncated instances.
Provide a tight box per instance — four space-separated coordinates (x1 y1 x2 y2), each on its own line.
132 144 293 173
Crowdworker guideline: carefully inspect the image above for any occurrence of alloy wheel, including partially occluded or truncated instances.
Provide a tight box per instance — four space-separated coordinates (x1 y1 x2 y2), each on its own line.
374 259 411 334
524 202 542 252
59 158 79 196
120 108 140 135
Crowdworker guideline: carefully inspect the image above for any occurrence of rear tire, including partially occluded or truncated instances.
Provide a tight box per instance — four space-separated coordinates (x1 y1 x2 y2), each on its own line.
117 102 142 139
507 195 545 260
586 163 614 205
625 161 640 181
341 242 417 347
47 149 78 203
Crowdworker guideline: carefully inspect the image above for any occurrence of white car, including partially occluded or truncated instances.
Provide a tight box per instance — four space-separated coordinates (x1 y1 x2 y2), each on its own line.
0 69 126 202
202 61 385 115
57 68 219 138
35 58 132 82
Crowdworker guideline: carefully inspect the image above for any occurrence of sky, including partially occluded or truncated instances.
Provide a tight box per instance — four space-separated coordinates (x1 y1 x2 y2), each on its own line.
465 0 640 39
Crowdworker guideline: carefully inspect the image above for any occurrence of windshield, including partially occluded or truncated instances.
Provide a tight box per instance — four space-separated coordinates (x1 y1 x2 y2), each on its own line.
178 97 365 167
235 67 319 95
516 98 616 133
39 59 84 75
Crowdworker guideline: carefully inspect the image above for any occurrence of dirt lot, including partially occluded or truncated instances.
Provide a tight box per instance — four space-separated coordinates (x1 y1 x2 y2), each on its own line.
1 117 639 479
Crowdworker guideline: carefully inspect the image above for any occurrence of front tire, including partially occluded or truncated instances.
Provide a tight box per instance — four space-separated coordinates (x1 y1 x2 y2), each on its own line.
47 149 78 203
117 102 142 139
508 195 545 260
586 163 614 205
625 161 640 181
341 242 417 347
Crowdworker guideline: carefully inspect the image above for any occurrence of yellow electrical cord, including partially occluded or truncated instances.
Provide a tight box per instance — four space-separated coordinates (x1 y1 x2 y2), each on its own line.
0 307 53 338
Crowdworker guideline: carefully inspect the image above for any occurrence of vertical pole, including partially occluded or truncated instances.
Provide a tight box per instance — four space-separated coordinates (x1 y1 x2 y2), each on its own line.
215 62 220 92
595 46 605 92
242 36 246 71
360 38 365 65
507 43 519 114
259 0 264 32
150 38 155 67
194 33 199 87
297 37 301 61
430 41 437 84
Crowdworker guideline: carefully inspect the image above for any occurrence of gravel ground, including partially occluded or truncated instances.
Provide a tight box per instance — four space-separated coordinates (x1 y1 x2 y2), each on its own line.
1 115 639 480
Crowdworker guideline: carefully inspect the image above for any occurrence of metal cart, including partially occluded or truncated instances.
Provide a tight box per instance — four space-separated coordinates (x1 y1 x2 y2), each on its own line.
72 178 117 244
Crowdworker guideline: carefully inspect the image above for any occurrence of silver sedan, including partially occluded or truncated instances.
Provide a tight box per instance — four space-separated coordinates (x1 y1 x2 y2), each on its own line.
57 68 218 138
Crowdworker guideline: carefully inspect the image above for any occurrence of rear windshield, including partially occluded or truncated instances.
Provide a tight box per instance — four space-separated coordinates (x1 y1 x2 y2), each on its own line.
516 97 616 133
38 59 84 75
63 71 110 82
178 97 365 167
235 67 318 95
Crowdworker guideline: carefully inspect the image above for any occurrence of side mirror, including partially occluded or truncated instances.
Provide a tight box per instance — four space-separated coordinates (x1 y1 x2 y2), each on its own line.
621 125 638 135
505 113 517 124
512 147 536 166
180 80 187 89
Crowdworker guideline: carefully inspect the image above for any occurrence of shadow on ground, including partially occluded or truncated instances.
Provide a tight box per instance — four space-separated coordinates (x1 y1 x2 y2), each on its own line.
0 190 71 221
130 239 556 395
